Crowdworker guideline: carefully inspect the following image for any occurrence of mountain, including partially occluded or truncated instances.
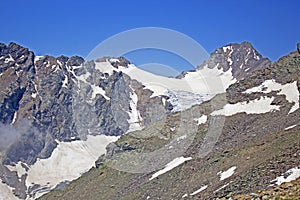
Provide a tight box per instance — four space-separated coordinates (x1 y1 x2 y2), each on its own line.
0 41 298 200
40 44 300 200
179 41 270 81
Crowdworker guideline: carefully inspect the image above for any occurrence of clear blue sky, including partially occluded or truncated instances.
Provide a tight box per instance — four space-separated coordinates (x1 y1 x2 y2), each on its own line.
1 0 300 73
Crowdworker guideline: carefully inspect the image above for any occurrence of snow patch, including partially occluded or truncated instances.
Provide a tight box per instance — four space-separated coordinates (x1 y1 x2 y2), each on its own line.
109 58 120 63
170 127 176 132
182 193 188 198
32 80 39 95
71 65 82 70
95 60 117 76
57 60 62 66
4 54 14 63
62 75 68 88
227 57 233 66
127 88 143 133
0 181 18 200
253 49 260 60
244 58 249 64
6 162 27 179
11 112 17 125
31 93 37 98
149 157 192 180
90 84 110 100
51 65 57 70
218 166 237 181
161 97 166 106
214 183 229 193
190 185 208 196
76 72 91 83
34 56 44 63
222 45 234 65
194 115 207 125
272 167 300 185
211 97 280 116
284 124 297 130
25 135 119 193
254 54 260 60
222 46 232 53
243 80 299 114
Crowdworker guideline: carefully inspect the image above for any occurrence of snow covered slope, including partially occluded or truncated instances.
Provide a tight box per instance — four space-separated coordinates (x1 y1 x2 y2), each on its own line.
243 79 299 114
0 182 18 200
4 135 118 199
95 60 236 96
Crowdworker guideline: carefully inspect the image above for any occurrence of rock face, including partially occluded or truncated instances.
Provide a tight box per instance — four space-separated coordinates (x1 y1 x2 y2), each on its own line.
0 42 171 199
0 43 171 166
209 42 271 80
178 42 271 81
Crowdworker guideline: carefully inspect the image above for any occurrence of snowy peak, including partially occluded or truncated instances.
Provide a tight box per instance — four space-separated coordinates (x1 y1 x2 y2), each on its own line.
195 41 271 81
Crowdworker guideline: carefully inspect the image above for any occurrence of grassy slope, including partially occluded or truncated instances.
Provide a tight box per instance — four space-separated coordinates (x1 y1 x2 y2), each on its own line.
40 108 300 200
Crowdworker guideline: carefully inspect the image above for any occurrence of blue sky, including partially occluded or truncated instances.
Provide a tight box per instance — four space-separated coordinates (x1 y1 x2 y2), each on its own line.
1 0 300 73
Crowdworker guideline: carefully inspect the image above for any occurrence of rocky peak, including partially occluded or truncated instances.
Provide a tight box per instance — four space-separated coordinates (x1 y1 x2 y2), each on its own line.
67 56 84 67
56 55 69 64
197 41 271 80
0 42 34 74
226 43 300 106
7 42 30 59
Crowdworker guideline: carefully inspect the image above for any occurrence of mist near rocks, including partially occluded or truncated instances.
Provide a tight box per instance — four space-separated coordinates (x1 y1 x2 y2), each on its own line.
0 119 34 153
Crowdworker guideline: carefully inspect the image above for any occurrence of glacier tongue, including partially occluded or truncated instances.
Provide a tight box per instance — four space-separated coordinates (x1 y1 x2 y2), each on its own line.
166 90 214 112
